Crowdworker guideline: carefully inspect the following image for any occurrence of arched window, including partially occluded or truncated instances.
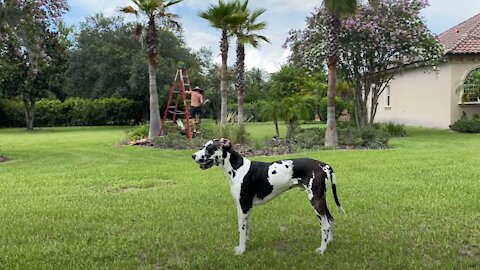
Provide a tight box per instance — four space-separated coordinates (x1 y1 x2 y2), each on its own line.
462 68 480 103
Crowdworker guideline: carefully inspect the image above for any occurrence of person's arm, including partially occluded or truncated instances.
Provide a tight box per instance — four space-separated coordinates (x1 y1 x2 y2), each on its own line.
200 94 204 104
185 90 192 95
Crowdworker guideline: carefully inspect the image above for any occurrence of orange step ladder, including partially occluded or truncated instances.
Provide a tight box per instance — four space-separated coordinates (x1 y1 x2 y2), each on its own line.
159 68 192 140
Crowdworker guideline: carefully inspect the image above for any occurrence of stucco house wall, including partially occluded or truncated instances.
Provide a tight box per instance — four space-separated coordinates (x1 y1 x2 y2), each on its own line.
375 62 453 128
374 13 480 129
375 60 480 129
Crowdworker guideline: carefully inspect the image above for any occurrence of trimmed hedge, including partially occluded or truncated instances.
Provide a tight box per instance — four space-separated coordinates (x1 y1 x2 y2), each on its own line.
0 98 142 127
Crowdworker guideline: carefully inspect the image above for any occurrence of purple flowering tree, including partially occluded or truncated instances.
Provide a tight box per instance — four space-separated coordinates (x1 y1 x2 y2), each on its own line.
286 0 443 129
0 0 69 130
1 0 69 66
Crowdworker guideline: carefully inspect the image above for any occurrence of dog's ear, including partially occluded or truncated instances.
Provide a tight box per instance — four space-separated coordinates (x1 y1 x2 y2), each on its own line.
220 138 231 149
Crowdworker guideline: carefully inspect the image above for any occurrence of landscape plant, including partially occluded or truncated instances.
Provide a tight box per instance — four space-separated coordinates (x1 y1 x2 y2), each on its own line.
0 0 69 130
119 0 184 139
199 0 247 125
232 0 269 125
286 0 443 129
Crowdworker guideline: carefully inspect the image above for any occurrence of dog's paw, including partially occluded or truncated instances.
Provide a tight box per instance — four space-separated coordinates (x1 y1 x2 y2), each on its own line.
234 245 246 255
316 245 327 255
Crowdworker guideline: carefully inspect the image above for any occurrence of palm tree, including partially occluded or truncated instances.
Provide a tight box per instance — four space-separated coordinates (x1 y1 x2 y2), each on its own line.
233 0 269 125
259 99 283 139
323 0 358 148
281 95 313 139
119 0 183 139
199 0 246 125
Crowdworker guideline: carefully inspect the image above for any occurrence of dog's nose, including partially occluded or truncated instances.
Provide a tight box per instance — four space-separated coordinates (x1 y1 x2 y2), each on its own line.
192 154 196 160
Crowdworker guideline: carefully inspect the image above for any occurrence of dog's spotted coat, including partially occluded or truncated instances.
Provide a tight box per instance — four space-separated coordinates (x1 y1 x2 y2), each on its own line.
192 139 345 255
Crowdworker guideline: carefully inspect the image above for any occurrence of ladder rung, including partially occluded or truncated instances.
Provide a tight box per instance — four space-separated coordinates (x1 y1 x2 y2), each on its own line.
168 106 176 108
168 110 185 115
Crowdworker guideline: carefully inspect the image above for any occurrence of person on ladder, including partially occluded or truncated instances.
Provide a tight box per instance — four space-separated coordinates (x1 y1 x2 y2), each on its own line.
185 86 204 134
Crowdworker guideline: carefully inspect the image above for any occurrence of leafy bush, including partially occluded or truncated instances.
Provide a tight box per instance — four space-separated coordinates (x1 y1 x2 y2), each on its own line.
292 122 390 149
212 124 250 144
337 124 363 146
359 127 390 149
374 122 406 137
0 99 24 127
0 98 142 127
293 128 325 149
450 118 480 133
126 123 149 140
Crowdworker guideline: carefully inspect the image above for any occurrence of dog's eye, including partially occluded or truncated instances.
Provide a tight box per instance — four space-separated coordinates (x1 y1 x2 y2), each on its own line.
206 147 215 155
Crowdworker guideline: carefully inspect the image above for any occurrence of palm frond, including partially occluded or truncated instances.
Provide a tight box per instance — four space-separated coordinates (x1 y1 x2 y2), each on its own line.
133 23 146 48
165 0 183 8
118 5 138 15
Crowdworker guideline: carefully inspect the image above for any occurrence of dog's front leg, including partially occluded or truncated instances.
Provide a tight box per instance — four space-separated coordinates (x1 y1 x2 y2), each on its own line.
234 205 249 255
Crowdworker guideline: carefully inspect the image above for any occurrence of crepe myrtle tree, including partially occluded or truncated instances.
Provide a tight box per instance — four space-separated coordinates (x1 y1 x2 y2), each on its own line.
0 0 69 64
0 0 69 130
287 0 443 129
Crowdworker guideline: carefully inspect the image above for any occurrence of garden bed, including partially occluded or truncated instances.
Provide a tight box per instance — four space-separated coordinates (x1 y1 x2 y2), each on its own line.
128 137 294 157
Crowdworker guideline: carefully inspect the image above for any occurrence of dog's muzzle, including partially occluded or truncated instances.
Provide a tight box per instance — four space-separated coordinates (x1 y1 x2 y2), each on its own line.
192 154 214 170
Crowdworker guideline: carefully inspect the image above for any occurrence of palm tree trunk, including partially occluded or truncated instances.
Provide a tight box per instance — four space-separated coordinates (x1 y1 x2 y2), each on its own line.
146 16 161 139
220 29 229 125
324 13 339 148
235 41 245 125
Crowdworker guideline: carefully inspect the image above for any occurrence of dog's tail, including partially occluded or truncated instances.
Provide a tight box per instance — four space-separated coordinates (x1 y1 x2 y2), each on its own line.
327 169 346 215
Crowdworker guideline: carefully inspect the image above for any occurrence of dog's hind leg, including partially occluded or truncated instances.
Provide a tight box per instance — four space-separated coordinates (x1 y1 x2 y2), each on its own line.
305 175 333 255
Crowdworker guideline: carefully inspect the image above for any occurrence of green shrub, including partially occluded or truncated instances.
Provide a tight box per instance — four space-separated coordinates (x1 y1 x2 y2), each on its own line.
292 122 390 149
0 99 24 127
293 128 325 149
126 123 149 140
0 98 142 127
360 127 390 149
450 118 480 133
211 124 250 144
375 122 406 137
337 124 363 146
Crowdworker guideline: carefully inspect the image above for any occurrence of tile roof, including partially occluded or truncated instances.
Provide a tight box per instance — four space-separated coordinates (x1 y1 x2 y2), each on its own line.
438 13 480 54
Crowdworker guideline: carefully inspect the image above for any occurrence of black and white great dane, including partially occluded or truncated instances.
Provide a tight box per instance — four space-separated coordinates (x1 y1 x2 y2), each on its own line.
192 138 345 255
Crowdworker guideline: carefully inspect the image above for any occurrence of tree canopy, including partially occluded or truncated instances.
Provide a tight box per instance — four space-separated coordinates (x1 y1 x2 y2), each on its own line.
286 0 443 128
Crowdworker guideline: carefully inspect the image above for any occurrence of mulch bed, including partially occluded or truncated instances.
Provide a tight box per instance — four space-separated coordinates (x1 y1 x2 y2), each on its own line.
0 155 9 163
230 143 294 157
127 138 295 157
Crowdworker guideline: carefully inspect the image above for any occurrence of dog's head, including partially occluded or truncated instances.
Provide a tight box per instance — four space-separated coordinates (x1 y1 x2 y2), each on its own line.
192 138 231 170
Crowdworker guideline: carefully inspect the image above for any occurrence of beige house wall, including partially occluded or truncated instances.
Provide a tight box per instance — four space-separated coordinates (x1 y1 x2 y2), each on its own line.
375 59 480 128
375 63 452 128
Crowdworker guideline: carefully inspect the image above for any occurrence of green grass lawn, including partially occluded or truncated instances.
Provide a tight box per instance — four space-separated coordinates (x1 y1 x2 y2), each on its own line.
0 125 479 269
